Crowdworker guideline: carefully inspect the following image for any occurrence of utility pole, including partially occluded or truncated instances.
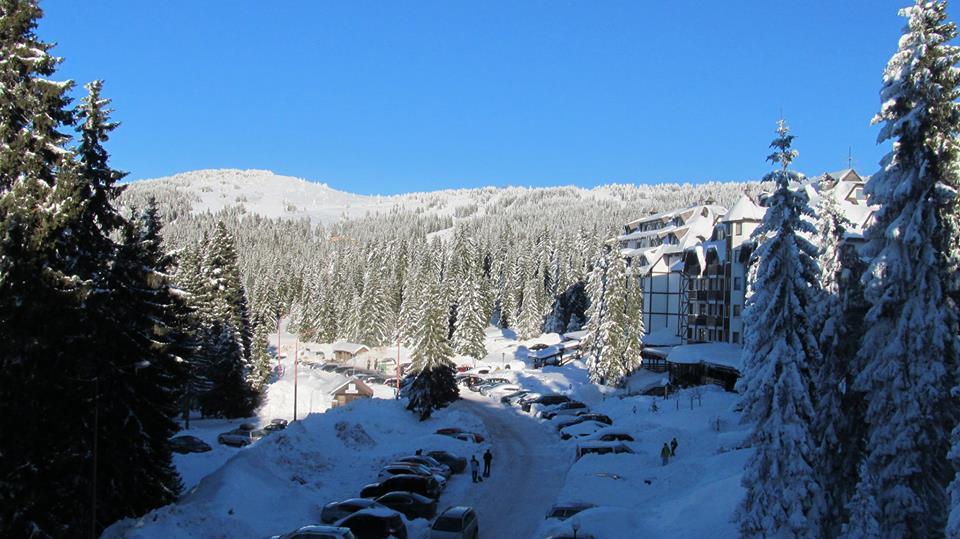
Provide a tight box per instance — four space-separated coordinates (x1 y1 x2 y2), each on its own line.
396 337 401 398
293 338 299 421
276 315 282 373
90 377 99 539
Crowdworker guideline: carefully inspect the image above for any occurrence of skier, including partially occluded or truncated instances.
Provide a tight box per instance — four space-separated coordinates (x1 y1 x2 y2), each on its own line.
483 449 492 477
661 443 671 466
470 456 481 483
670 438 678 457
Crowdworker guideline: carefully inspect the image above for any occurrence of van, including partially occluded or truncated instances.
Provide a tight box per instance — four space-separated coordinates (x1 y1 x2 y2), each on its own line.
575 441 635 460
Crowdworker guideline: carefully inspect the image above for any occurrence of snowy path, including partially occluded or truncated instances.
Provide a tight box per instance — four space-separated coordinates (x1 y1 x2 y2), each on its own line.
446 392 568 539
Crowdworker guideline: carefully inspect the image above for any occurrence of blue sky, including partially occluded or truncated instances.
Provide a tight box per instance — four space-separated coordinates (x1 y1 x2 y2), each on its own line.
41 1 918 195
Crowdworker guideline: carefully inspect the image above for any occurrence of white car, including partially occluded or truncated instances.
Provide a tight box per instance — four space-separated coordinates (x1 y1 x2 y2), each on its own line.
430 506 479 539
480 383 521 397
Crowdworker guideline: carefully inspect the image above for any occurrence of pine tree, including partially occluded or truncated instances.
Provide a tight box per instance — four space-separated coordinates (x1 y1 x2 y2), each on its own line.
407 260 459 420
452 238 488 361
581 246 632 384
847 2 960 535
517 261 547 340
248 317 274 393
735 120 822 538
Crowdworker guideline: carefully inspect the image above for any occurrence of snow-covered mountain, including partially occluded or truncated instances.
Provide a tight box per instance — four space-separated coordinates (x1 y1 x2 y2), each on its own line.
123 169 757 226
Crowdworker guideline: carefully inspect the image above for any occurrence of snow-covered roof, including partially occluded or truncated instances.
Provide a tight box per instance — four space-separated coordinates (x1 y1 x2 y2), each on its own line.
331 341 370 354
329 378 374 396
721 195 766 223
643 327 683 346
624 369 669 393
528 345 562 359
562 330 589 341
667 343 744 372
826 169 860 183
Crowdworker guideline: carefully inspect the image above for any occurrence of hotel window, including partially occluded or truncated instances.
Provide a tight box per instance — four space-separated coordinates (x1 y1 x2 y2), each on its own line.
687 328 693 339
735 222 743 235
733 304 741 317
734 277 742 291
733 332 740 344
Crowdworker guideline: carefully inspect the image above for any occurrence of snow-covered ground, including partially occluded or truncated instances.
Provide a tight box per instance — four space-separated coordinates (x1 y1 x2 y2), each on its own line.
106 327 750 538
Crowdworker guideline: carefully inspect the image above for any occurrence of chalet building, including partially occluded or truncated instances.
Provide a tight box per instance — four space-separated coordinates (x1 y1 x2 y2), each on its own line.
330 378 374 408
617 204 727 343
331 341 370 363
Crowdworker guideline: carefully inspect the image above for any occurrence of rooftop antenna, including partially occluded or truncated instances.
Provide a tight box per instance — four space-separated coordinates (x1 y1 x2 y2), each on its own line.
847 146 855 169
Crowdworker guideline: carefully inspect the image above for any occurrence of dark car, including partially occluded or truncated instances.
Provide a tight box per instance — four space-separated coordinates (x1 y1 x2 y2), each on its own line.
573 413 613 425
321 364 340 373
393 455 452 478
522 394 571 412
375 491 437 520
263 418 289 433
541 401 588 420
321 498 387 524
360 474 443 500
435 429 485 443
500 390 532 404
545 503 596 521
426 450 467 474
431 506 479 539
169 435 212 454
335 507 407 539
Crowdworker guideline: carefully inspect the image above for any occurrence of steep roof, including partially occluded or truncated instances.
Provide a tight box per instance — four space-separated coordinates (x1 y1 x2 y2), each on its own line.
330 378 374 396
332 341 370 354
721 195 766 223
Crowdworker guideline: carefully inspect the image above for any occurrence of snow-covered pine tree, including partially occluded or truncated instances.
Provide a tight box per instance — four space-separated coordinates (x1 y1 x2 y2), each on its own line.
517 261 547 339
453 237 488 361
622 275 644 377
845 2 960 535
735 120 823 538
203 221 253 359
581 245 631 384
248 317 274 393
406 259 459 420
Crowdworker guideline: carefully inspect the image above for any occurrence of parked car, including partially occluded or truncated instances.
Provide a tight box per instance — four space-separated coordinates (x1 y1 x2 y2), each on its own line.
575 441 635 460
545 502 596 521
544 534 595 539
435 428 485 443
480 383 521 397
559 421 610 440
374 491 437 520
360 474 443 500
217 427 265 447
430 506 479 539
554 414 613 431
321 498 387 524
270 524 356 539
584 430 635 443
521 394 570 412
572 413 613 425
334 507 407 539
541 402 588 420
500 390 532 404
378 464 447 488
263 418 289 433
394 455 452 478
169 435 212 454
426 451 467 474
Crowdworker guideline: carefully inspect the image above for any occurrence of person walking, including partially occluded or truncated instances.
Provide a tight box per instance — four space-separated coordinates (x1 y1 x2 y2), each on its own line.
482 449 492 477
661 443 671 466
670 438 678 457
470 456 480 483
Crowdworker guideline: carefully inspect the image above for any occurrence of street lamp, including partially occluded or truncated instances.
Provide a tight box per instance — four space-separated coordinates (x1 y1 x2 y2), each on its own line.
571 518 581 539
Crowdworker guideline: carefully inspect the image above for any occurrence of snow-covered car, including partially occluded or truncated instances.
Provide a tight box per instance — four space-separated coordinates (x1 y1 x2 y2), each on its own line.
480 383 521 397
375 491 437 520
270 524 356 539
540 401 588 419
378 463 447 489
554 414 613 431
521 394 570 412
321 498 387 524
262 418 288 433
435 428 485 443
545 502 596 521
430 506 479 539
469 378 510 392
394 455 452 478
575 441 635 460
500 390 534 404
559 421 609 440
426 450 467 474
217 427 265 447
584 429 635 443
334 507 407 539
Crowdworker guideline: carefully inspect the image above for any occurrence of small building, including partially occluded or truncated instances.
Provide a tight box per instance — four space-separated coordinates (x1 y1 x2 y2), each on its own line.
666 343 743 391
331 341 370 363
330 378 374 408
